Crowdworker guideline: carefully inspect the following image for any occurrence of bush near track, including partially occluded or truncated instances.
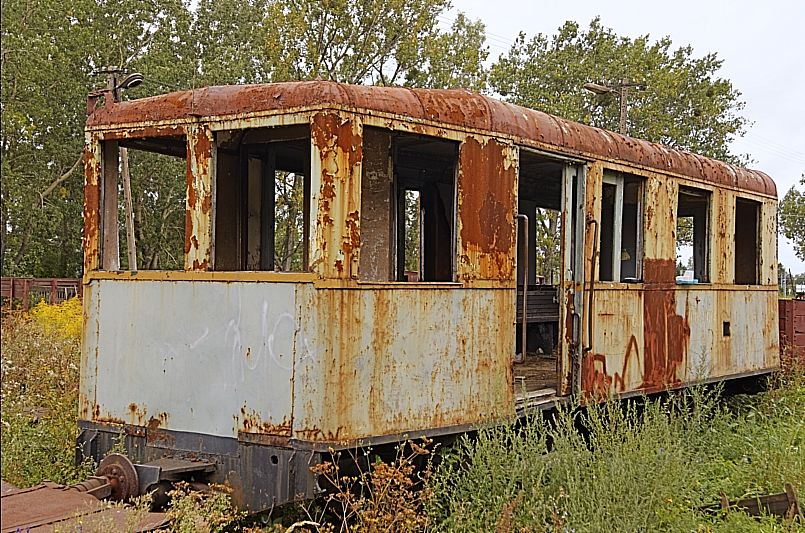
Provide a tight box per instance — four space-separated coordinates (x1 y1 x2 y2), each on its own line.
1 301 802 532
1 298 94 487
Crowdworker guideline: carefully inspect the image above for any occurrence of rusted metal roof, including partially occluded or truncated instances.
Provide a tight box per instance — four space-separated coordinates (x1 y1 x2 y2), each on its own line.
87 81 776 197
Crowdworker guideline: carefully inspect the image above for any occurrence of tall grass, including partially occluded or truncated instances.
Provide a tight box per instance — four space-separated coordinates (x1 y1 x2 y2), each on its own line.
426 371 804 532
0 299 94 486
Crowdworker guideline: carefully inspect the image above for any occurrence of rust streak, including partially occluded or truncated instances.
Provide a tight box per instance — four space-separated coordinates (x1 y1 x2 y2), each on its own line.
642 258 690 389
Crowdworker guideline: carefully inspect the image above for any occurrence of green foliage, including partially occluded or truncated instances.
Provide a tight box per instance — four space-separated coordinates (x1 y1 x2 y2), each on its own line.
0 309 95 486
779 174 805 262
166 481 245 533
403 190 421 274
490 18 748 161
405 12 488 91
534 209 561 282
124 149 186 270
426 374 805 532
274 171 306 271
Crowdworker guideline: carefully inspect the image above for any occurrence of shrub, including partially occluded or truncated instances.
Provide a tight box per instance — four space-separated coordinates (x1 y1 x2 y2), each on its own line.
0 307 93 486
29 296 83 341
167 481 245 533
304 439 434 533
426 374 805 532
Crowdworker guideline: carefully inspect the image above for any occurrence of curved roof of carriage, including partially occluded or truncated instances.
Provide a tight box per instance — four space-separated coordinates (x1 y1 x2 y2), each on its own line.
87 80 776 197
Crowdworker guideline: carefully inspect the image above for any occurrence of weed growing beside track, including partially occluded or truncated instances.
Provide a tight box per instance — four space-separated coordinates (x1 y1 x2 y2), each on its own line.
425 370 804 532
1 299 94 486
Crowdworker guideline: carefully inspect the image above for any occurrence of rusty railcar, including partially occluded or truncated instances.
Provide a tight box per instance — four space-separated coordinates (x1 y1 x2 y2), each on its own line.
77 81 779 510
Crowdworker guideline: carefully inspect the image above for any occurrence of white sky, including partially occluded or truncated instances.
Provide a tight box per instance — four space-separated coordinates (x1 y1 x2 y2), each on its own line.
445 0 805 273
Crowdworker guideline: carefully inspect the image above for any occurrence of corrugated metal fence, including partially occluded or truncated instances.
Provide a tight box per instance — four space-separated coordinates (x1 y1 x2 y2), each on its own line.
0 277 83 310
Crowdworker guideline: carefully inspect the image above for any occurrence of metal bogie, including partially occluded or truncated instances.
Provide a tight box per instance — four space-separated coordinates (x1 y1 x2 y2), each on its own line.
79 81 780 511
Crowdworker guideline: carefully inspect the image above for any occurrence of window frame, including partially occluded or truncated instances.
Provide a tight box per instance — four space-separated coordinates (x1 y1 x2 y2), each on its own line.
599 170 644 283
675 185 712 284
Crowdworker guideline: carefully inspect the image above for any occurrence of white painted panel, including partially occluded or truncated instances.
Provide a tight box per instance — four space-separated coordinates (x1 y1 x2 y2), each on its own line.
85 280 297 437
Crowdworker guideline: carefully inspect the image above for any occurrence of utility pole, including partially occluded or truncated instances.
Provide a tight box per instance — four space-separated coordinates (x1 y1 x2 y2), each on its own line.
583 79 645 135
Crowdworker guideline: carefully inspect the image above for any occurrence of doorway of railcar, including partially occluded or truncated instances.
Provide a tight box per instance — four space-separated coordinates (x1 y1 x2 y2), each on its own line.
514 149 585 406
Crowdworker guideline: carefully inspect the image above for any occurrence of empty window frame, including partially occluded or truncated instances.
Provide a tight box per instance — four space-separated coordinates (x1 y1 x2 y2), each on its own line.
676 186 710 283
214 125 310 272
359 127 457 282
734 197 760 284
517 149 564 286
599 171 644 282
100 136 188 271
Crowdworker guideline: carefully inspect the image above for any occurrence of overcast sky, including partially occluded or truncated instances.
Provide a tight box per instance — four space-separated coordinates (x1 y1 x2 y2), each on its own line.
444 0 805 273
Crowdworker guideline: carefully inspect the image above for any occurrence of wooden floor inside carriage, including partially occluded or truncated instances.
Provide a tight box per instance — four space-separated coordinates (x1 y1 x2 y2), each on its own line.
512 353 558 407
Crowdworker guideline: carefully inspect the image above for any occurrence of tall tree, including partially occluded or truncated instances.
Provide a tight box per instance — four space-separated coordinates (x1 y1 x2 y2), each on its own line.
490 18 747 162
780 174 805 262
2 0 93 276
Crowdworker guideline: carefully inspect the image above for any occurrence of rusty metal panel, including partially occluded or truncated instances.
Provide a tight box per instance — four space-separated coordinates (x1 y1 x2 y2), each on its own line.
780 299 805 363
292 286 514 442
641 175 676 264
83 134 102 274
185 124 215 271
760 198 777 285
710 289 779 375
79 282 99 421
82 280 297 438
310 111 363 279
583 286 778 397
457 135 517 282
582 289 644 395
86 81 777 198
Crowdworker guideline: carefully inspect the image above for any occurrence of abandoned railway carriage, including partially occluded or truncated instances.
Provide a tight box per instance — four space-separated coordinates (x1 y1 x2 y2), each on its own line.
78 81 780 510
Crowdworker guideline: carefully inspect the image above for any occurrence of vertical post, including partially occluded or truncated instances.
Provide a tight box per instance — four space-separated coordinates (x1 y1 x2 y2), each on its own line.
309 112 363 279
50 279 57 304
303 144 311 271
22 279 30 311
516 214 529 362
619 80 628 135
102 140 120 271
260 148 276 271
185 124 216 271
120 147 137 270
83 135 102 275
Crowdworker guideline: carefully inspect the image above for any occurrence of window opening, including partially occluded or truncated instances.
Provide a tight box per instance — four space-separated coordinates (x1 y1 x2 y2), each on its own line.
214 125 310 271
676 186 710 283
402 190 421 281
599 171 643 282
734 197 760 284
358 127 456 282
100 136 188 271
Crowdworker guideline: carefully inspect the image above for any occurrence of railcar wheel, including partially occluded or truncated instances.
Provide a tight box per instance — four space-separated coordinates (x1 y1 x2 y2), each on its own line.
97 453 139 501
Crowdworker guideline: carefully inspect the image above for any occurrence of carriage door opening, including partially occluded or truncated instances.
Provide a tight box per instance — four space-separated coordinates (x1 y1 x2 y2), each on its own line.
513 149 565 398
